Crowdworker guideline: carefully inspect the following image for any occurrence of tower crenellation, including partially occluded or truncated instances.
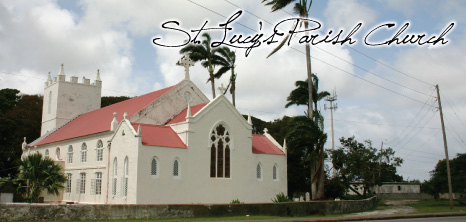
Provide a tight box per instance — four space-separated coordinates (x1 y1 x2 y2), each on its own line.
40 64 103 136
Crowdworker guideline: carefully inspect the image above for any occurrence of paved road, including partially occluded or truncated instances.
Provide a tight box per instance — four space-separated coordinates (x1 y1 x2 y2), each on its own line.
345 216 466 222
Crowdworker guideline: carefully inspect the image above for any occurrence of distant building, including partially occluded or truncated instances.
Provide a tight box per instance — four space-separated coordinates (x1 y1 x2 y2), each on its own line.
22 61 287 204
348 182 420 195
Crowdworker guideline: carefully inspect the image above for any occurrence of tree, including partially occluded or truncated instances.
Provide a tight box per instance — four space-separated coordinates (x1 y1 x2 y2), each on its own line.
214 46 237 106
13 153 67 203
422 153 466 197
262 0 315 119
329 137 403 198
101 96 130 108
180 33 224 98
0 89 42 179
285 76 329 199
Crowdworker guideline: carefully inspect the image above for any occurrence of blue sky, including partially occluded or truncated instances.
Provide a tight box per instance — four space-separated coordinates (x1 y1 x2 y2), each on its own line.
1 0 465 182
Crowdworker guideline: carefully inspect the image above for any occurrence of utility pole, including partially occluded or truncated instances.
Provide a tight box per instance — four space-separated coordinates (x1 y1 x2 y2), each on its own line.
436 84 454 209
325 90 338 178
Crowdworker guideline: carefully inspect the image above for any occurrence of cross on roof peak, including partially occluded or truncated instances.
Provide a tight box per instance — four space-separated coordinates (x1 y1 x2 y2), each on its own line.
217 83 227 96
179 56 194 80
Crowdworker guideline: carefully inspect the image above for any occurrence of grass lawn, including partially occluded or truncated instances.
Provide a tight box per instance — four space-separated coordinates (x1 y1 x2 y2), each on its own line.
408 199 466 214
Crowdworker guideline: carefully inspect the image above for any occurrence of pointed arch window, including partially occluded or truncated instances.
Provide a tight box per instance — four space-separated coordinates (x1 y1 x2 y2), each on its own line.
273 164 278 181
173 158 180 178
210 124 231 178
81 143 87 162
112 157 117 196
151 157 158 176
45 149 49 158
256 163 262 180
67 145 73 163
122 156 128 197
96 140 103 161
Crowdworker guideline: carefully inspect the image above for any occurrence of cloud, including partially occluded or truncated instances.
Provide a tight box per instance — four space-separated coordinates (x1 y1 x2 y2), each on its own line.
324 0 377 31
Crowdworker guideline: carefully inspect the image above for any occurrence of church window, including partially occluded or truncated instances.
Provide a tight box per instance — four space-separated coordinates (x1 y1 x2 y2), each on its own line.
210 124 231 178
65 173 72 193
151 157 158 176
112 158 117 196
79 173 86 194
96 140 103 161
92 172 102 195
256 163 262 180
67 145 73 163
273 164 278 181
122 157 128 197
173 158 180 178
45 149 49 158
81 143 87 162
56 147 60 160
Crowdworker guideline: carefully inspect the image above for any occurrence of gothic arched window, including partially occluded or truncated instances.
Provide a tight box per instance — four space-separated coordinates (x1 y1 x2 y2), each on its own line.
96 140 103 161
151 157 158 176
256 163 262 180
173 158 180 178
273 164 278 181
81 143 87 162
210 123 231 178
67 145 73 163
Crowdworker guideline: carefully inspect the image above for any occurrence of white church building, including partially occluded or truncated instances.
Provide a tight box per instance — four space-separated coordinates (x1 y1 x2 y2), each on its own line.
22 60 287 204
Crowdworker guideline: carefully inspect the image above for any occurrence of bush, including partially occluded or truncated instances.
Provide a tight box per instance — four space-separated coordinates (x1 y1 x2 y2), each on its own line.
272 192 292 203
230 199 242 204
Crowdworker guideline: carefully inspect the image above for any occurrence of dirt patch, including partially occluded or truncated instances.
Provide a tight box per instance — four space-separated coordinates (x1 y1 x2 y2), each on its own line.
344 199 418 217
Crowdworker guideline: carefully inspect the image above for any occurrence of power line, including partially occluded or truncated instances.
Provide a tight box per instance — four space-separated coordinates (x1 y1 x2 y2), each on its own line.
390 95 437 147
272 1 435 87
221 0 436 102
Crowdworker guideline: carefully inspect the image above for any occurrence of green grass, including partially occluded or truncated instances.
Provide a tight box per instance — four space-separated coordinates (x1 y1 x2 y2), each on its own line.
407 199 466 214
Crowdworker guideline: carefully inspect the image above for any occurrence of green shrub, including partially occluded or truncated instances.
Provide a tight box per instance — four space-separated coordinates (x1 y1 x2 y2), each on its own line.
230 199 242 204
272 192 292 203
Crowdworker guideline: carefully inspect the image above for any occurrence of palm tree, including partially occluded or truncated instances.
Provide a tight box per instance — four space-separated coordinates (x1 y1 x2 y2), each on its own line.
214 46 237 106
262 0 315 119
180 33 223 99
285 75 329 199
14 153 66 203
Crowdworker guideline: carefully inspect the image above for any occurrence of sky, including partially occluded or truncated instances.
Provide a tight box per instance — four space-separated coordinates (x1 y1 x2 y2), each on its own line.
1 0 465 182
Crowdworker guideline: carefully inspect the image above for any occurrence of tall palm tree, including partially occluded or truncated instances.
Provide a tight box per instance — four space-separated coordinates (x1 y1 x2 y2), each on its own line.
14 153 66 203
180 33 223 99
262 0 314 119
285 75 329 199
214 46 237 106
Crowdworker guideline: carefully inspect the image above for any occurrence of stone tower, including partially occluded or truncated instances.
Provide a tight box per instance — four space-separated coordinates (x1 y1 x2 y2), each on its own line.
40 64 102 136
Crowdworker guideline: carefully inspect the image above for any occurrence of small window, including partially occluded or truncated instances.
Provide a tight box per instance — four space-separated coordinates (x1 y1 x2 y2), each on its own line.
397 185 402 191
81 143 87 162
256 163 262 180
67 145 73 163
173 159 180 178
45 149 49 158
273 164 278 181
96 140 103 161
151 158 158 176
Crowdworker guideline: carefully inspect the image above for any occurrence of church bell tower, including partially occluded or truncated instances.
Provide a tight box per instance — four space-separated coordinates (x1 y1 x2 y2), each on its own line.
40 64 102 136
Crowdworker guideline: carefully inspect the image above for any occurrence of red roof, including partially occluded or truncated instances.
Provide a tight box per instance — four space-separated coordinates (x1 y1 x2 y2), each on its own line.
30 85 175 147
252 134 285 155
132 123 186 148
166 103 209 124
